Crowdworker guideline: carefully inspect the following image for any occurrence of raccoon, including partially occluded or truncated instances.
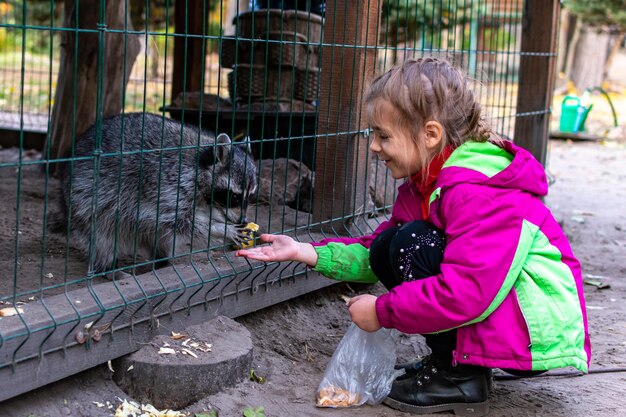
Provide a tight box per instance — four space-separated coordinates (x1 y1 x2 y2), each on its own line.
54 112 257 275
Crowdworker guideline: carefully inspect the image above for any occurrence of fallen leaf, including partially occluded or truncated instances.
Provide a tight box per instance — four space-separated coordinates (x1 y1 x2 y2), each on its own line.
92 329 103 342
0 307 24 317
339 294 351 304
181 348 198 358
107 360 115 373
196 342 212 352
114 398 186 417
158 347 177 355
93 401 105 408
242 407 265 417
195 411 218 417
171 331 186 340
249 369 266 384
75 331 87 344
127 365 134 372
583 278 611 289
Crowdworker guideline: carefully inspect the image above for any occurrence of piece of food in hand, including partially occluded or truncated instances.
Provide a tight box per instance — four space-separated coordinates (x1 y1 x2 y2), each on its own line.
316 385 360 408
235 222 260 249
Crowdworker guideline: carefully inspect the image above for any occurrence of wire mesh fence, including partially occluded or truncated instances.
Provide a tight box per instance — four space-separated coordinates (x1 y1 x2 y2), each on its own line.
0 0 558 401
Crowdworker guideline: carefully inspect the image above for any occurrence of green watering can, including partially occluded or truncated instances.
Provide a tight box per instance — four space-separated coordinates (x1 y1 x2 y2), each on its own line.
559 92 593 133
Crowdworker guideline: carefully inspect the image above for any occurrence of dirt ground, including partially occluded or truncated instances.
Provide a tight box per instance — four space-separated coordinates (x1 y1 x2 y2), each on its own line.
0 134 625 417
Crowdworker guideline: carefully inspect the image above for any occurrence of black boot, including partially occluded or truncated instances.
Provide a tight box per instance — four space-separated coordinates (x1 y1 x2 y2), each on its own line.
396 355 494 393
395 355 432 381
384 359 490 416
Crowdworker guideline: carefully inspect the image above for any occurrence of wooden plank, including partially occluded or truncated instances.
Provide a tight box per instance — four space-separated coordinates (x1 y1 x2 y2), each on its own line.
172 0 210 101
312 0 382 232
514 0 560 166
0 236 336 402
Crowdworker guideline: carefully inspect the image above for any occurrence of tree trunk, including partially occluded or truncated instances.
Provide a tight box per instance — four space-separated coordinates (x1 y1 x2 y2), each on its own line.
562 15 580 83
603 31 626 82
569 24 612 92
47 0 140 175
556 9 571 76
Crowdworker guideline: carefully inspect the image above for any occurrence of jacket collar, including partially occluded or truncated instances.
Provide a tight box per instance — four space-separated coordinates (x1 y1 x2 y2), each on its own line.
410 145 455 200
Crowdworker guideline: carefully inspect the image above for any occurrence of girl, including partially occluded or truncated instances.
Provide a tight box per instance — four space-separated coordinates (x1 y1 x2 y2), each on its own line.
235 58 591 416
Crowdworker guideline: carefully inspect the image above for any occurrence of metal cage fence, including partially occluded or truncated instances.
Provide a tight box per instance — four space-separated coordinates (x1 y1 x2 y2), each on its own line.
0 0 559 401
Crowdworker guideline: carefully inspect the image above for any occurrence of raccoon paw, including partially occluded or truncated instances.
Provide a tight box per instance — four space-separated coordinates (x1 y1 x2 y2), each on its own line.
232 222 260 249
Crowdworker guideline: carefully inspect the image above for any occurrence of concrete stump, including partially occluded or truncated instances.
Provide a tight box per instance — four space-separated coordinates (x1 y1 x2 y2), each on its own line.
112 316 252 409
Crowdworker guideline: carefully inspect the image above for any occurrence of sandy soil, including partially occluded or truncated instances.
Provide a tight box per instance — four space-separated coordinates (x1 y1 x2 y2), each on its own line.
0 136 625 417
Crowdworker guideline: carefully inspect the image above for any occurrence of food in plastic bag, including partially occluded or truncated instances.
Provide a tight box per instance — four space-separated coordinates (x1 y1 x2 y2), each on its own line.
316 323 402 408
317 385 360 407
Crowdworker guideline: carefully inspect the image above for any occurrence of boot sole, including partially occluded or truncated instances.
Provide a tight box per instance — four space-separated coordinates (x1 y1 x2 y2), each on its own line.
383 397 489 416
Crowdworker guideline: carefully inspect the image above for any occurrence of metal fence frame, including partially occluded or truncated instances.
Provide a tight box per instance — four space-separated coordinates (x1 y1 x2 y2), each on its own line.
0 0 560 401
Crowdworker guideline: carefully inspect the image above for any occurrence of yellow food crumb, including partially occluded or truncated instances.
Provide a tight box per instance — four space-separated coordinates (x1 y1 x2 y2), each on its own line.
244 222 259 232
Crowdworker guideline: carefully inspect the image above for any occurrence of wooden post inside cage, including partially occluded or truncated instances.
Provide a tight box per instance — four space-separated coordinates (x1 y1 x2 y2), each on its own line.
171 0 211 101
514 0 561 166
312 0 382 233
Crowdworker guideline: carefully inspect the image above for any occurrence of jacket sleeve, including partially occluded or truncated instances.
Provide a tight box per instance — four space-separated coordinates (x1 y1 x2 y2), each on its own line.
312 182 424 283
312 214 397 283
375 188 532 334
312 242 379 283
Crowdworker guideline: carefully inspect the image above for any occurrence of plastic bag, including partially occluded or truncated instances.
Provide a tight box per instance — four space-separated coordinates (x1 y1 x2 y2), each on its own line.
316 323 402 408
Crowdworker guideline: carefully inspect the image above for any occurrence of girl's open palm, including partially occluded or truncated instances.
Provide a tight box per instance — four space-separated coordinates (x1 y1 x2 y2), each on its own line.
234 234 299 263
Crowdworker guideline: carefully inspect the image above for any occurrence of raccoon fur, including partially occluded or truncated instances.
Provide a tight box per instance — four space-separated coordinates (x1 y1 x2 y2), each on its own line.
53 112 257 275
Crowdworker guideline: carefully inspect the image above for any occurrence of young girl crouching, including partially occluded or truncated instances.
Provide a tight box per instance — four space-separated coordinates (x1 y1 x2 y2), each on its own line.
236 58 591 416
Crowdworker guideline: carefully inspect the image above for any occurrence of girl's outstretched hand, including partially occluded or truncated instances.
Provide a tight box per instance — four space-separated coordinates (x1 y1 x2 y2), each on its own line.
235 233 307 263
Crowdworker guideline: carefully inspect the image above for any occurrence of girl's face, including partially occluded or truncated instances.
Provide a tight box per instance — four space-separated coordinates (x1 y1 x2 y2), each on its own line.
368 101 423 179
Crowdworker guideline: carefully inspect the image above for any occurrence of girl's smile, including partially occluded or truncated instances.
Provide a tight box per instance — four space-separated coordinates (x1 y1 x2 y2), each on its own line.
368 101 423 179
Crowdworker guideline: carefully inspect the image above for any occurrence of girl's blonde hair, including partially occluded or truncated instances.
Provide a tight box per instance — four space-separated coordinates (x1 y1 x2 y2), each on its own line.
365 58 498 177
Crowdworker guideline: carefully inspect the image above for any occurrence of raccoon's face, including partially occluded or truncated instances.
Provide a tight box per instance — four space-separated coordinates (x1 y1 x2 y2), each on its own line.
200 133 257 225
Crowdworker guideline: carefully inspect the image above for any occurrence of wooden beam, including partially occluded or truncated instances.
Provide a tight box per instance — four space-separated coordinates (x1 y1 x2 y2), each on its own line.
172 0 210 101
514 0 560 166
312 0 382 233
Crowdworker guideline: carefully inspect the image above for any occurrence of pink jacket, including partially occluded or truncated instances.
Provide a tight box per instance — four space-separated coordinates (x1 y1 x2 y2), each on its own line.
313 141 590 372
